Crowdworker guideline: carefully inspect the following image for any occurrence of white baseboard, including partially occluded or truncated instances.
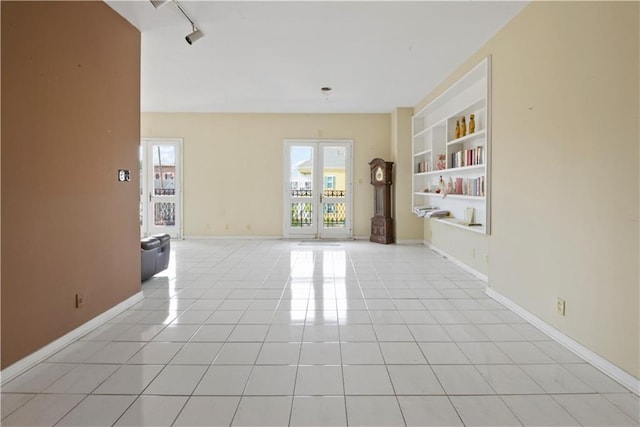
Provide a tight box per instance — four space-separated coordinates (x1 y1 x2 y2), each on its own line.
485 287 640 396
184 235 282 240
0 291 144 385
396 239 424 244
423 241 488 283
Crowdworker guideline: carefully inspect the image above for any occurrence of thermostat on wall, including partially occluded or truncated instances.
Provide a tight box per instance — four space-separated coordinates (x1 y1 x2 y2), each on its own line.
118 169 131 182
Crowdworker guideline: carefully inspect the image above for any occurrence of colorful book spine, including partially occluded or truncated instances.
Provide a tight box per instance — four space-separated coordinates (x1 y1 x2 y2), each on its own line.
450 146 484 169
416 161 430 173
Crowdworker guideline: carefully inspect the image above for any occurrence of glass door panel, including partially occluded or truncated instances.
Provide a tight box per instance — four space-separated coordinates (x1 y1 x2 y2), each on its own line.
321 145 349 236
141 139 182 238
285 143 317 238
284 140 352 239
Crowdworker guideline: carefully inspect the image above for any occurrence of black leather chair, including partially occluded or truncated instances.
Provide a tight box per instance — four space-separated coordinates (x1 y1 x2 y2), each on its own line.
141 234 171 281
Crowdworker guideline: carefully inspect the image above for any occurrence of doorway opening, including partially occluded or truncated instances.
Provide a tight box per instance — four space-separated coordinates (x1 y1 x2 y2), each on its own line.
140 138 183 238
284 140 353 239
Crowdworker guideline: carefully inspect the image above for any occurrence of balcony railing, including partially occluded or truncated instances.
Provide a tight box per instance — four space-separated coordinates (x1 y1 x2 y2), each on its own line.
291 189 345 198
290 202 346 228
154 202 176 226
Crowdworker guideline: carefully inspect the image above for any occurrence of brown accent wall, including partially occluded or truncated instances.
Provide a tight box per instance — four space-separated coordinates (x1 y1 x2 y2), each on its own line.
1 1 141 368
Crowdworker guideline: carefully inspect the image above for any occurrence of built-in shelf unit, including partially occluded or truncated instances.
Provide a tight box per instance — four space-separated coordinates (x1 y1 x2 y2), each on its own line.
412 56 491 234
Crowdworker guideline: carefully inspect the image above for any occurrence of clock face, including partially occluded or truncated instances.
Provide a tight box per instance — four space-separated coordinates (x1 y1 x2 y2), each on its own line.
375 166 384 182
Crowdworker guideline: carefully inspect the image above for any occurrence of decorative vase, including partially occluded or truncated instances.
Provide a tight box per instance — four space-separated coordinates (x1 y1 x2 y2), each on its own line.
455 121 460 139
437 154 446 170
461 117 466 137
469 114 475 134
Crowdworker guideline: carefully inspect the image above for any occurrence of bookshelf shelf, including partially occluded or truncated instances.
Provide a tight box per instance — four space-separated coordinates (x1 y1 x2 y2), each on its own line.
414 192 485 201
411 57 491 234
413 127 430 138
423 164 485 176
446 129 486 147
437 218 486 234
413 149 432 157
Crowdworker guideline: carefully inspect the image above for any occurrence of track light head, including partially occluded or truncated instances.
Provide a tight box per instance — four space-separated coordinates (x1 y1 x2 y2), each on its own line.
150 0 169 9
185 27 204 45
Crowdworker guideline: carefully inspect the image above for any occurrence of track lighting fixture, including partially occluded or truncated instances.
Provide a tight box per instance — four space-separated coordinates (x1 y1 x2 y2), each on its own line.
185 27 204 45
149 0 205 45
150 0 169 9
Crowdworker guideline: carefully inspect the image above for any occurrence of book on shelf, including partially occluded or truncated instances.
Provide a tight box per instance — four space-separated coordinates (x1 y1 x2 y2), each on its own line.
412 206 436 217
425 209 450 218
416 160 430 173
412 206 449 218
450 146 484 169
450 176 485 196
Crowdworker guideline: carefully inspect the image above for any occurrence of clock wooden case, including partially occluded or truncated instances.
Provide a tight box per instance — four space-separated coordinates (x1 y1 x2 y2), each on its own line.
369 158 394 244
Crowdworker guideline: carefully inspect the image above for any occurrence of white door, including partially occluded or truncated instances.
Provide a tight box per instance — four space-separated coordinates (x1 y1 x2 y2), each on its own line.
284 140 352 239
140 139 182 238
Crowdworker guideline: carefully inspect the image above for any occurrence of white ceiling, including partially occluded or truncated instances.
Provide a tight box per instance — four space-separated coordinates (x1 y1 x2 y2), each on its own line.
106 1 528 113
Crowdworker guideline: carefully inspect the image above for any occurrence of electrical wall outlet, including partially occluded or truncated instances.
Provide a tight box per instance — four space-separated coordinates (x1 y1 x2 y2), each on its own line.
75 293 85 308
556 298 566 316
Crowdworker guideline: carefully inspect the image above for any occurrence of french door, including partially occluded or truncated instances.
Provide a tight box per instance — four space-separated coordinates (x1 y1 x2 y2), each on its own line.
284 140 353 239
140 139 183 238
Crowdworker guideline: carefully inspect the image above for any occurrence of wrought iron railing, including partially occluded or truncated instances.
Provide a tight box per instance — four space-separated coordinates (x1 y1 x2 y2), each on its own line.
323 202 346 227
154 202 176 226
154 188 176 196
290 189 345 198
323 190 345 198
291 203 313 227
290 202 346 228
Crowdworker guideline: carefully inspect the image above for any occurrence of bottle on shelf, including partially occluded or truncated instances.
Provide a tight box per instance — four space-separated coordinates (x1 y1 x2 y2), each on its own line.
436 176 444 194
469 114 475 134
461 117 467 137
455 120 460 139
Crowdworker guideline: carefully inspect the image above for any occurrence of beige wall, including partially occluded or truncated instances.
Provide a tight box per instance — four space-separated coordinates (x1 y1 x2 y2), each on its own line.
1 2 141 368
417 1 639 378
391 108 423 242
142 113 390 237
425 220 490 277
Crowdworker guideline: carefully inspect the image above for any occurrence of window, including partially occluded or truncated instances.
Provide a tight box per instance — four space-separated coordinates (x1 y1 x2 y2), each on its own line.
324 176 336 189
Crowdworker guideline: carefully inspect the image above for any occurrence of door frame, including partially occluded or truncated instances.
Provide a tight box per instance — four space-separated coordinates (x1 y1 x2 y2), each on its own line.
283 139 353 239
140 138 184 239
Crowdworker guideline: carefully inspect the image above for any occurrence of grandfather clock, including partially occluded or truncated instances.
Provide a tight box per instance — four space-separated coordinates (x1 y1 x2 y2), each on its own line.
369 158 394 244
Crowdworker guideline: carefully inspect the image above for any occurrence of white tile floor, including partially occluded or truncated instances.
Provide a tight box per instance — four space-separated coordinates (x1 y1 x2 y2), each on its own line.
1 239 638 426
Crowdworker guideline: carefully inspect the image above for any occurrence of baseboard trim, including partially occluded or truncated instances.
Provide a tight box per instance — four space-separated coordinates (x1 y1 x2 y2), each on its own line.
184 235 282 240
485 287 640 396
396 239 424 244
0 291 144 385
423 241 488 283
